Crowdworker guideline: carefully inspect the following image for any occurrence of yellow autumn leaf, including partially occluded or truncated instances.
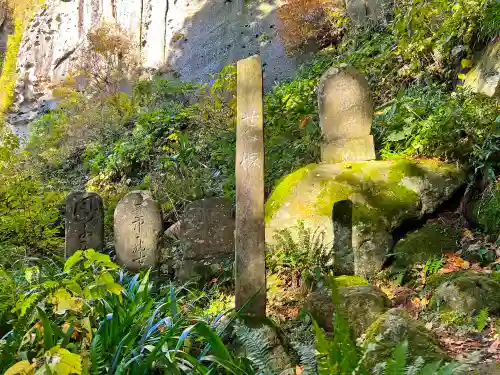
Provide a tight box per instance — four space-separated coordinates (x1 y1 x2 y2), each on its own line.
51 289 83 314
45 347 82 375
4 360 35 375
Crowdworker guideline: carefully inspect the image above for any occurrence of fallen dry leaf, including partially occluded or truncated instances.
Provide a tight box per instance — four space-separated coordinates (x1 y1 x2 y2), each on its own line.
488 339 500 353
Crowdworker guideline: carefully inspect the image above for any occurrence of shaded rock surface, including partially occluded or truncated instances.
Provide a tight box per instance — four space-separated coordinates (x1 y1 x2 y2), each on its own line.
265 159 465 277
165 198 235 281
392 221 460 269
434 274 500 314
9 0 308 137
305 283 391 337
362 308 447 370
465 40 500 97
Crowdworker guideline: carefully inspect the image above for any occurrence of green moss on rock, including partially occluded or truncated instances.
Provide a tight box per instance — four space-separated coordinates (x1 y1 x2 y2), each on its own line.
392 221 460 268
434 274 500 314
305 284 390 337
335 275 369 288
362 308 447 369
265 159 465 277
265 164 318 223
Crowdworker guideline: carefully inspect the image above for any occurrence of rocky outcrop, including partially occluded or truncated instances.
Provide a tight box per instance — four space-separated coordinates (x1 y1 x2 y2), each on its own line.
8 0 305 137
434 274 500 314
465 40 500 97
265 159 465 277
362 308 447 369
305 283 391 336
164 198 235 281
392 221 460 269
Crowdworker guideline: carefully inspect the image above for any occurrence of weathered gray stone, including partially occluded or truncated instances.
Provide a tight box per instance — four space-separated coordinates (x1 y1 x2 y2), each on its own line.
235 55 266 317
392 221 459 269
65 192 104 258
362 308 447 369
174 198 235 280
465 41 500 97
305 284 391 337
114 191 162 272
265 160 465 277
434 274 500 314
317 66 375 163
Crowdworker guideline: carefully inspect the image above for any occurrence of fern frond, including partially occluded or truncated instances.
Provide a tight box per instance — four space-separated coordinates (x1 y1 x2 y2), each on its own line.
90 334 106 375
293 341 317 374
384 340 407 375
475 308 489 331
234 321 276 375
405 356 424 375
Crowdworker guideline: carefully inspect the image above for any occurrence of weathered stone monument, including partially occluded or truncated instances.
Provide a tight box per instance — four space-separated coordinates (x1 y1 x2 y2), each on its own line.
318 66 376 164
114 191 163 272
169 198 235 281
235 55 266 317
65 192 104 258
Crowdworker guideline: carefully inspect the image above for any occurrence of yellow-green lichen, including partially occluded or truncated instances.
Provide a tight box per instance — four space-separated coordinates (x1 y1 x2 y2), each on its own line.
335 275 369 288
315 180 352 217
265 164 317 223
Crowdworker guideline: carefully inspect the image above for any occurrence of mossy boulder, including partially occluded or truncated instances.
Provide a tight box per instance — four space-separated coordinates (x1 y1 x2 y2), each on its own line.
305 283 391 337
362 308 447 370
266 159 465 277
434 274 500 314
392 221 460 268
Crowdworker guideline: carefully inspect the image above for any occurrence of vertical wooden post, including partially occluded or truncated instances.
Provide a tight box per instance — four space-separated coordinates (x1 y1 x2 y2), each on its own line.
235 55 266 317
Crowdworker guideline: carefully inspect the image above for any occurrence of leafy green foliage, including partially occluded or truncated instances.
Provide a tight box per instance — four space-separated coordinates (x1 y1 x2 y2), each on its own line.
424 256 444 277
234 322 278 375
474 183 500 235
475 307 489 331
0 251 279 374
374 84 499 169
267 222 328 287
480 0 500 40
264 76 322 190
312 277 367 374
393 0 486 81
372 340 475 375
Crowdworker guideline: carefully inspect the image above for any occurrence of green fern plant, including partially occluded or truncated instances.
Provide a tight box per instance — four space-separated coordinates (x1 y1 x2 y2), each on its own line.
90 334 105 375
312 277 368 375
475 308 489 332
424 256 444 277
234 322 277 375
268 222 328 286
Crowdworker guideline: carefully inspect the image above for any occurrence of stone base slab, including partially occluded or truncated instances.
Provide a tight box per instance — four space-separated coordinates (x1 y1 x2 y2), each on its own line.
321 135 376 164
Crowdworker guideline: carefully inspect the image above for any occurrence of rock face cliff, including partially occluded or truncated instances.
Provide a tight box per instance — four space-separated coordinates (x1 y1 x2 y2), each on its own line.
8 0 305 138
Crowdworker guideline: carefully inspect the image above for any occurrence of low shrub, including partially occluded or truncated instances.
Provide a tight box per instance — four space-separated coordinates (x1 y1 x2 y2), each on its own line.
474 182 500 235
374 84 500 169
277 0 349 54
480 0 500 40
